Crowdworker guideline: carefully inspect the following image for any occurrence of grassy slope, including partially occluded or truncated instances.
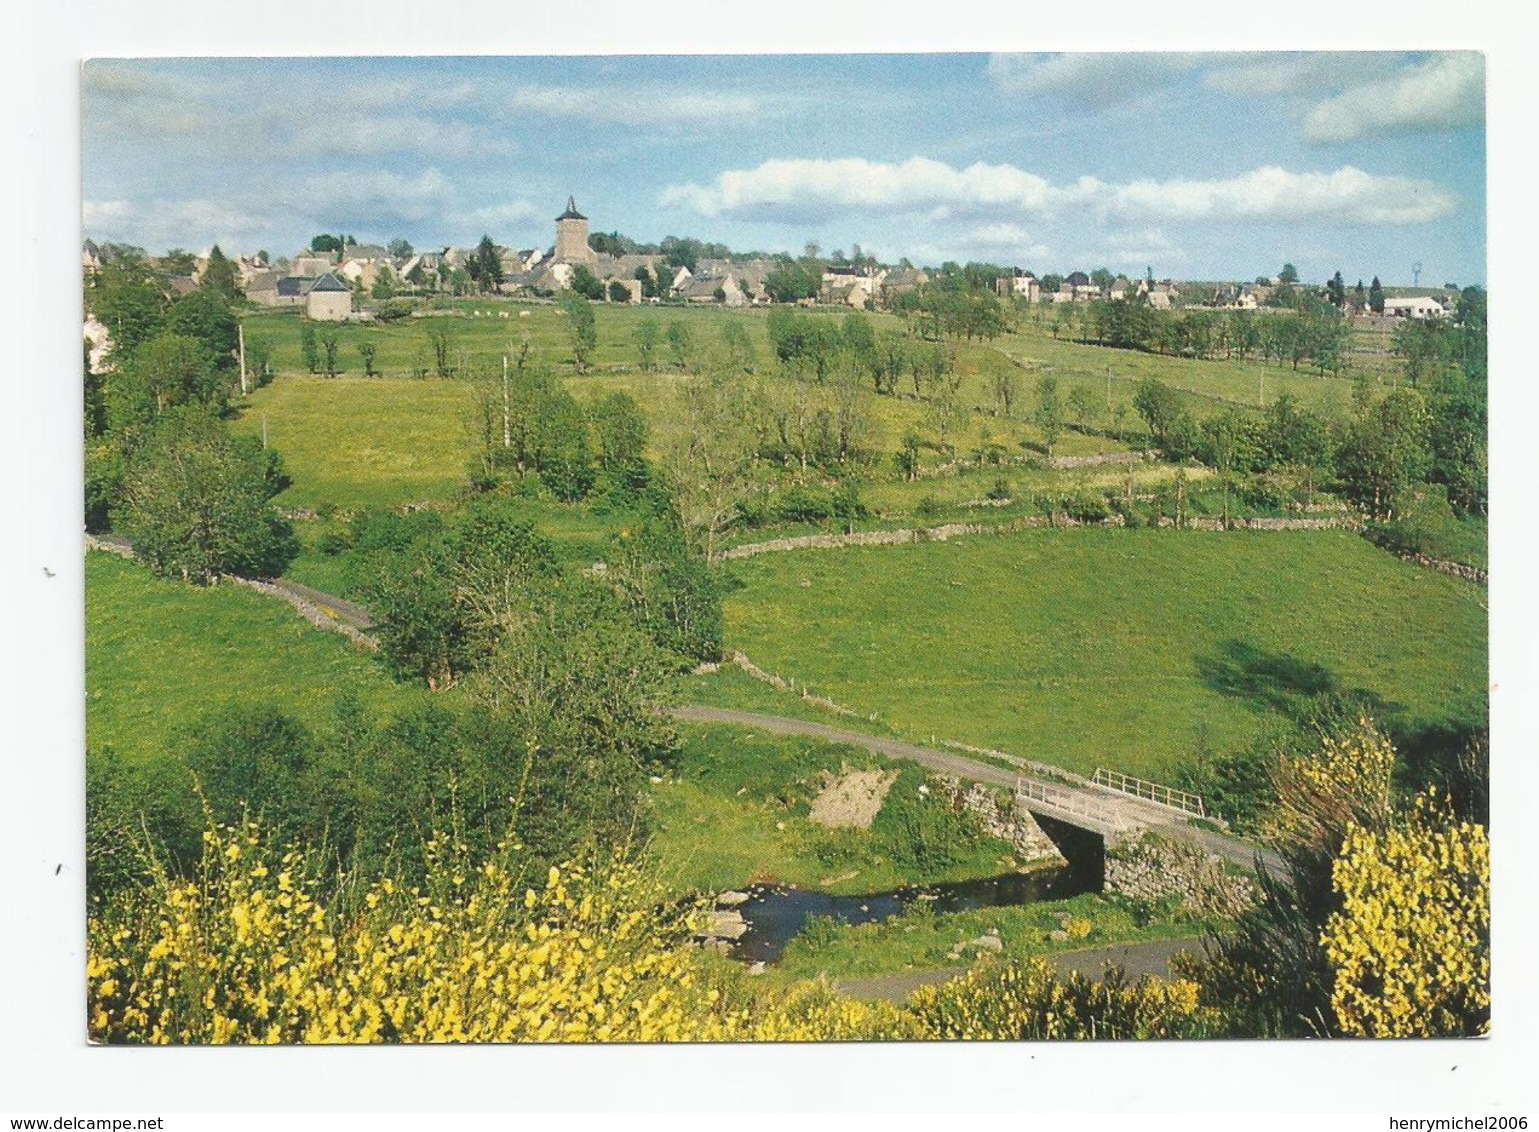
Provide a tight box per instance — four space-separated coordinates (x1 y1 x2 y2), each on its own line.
86 551 425 761
647 725 1021 898
718 528 1487 779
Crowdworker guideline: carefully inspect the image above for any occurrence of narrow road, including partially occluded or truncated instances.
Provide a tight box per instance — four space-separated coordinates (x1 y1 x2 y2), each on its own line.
671 706 1282 875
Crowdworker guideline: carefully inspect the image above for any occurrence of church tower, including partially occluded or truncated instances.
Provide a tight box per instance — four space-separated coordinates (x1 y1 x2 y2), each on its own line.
554 196 595 265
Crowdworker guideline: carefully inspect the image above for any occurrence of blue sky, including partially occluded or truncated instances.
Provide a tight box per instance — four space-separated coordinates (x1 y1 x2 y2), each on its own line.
82 51 1485 286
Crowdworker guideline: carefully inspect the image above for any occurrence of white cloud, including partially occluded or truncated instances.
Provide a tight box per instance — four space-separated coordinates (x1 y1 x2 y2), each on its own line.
468 200 545 234
508 84 768 126
987 53 1204 103
1203 53 1410 98
1303 52 1484 144
1095 228 1187 270
1110 165 1455 226
82 197 273 252
661 156 1091 219
281 169 455 230
664 157 1456 228
288 113 510 161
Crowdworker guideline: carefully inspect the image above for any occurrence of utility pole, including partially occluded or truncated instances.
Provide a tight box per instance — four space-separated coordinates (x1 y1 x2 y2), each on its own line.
238 319 248 396
1105 364 1112 415
501 354 511 449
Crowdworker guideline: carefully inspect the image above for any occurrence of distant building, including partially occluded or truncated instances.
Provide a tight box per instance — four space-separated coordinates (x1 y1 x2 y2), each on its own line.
554 197 597 267
305 272 353 321
1381 296 1448 320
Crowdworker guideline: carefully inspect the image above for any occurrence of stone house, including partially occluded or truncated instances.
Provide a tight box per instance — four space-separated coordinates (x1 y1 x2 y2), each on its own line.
305 272 353 321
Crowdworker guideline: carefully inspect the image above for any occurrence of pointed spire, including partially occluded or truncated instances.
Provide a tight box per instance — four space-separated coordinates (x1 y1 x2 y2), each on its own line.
556 196 587 221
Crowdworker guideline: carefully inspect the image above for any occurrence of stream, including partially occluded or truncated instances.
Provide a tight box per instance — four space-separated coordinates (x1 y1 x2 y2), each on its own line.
731 815 1105 964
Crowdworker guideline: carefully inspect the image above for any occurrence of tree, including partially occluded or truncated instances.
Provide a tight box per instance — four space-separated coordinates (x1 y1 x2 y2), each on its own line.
592 391 650 488
1132 378 1183 448
1368 276 1385 314
991 366 1019 419
199 245 242 303
319 331 342 377
300 322 320 374
387 237 414 259
370 266 396 300
107 333 224 432
666 321 693 371
426 323 454 378
1067 383 1096 429
358 340 378 377
607 280 630 304
121 405 298 583
632 318 660 372
309 234 344 254
470 235 504 293
87 253 169 362
559 292 597 373
165 288 239 370
1327 271 1345 309
569 264 605 301
1278 263 1299 285
666 371 758 563
1335 389 1432 519
1032 376 1063 456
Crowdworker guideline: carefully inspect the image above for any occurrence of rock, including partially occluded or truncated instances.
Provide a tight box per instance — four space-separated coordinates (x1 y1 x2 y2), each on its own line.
799 578 811 588
945 951 961 961
700 909 748 940
985 928 1000 937
649 775 663 784
969 934 1004 953
1049 929 1070 943
775 821 786 832
747 962 766 976
716 891 750 907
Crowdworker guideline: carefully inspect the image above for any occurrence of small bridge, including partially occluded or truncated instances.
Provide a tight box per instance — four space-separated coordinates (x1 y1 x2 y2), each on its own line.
671 706 1279 873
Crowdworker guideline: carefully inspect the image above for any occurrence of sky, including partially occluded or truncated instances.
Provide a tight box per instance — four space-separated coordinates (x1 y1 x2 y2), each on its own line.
81 51 1485 287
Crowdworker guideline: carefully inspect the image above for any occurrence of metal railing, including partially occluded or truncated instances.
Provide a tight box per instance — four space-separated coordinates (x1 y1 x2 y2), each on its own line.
1015 777 1136 834
1091 768 1206 818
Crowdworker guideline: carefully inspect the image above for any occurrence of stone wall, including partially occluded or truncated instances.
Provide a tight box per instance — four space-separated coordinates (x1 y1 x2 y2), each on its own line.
935 775 1065 866
1104 833 1256 918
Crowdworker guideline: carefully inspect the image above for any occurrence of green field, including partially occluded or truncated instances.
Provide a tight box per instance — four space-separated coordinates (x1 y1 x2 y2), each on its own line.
86 551 427 761
231 300 1390 520
715 528 1487 779
646 725 1021 898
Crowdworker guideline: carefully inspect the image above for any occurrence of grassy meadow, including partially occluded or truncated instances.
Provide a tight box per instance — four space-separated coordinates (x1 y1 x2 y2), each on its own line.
233 299 1397 515
85 551 429 762
715 527 1487 780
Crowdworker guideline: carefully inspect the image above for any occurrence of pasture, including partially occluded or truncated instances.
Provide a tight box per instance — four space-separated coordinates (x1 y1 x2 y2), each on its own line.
715 527 1488 781
86 552 427 762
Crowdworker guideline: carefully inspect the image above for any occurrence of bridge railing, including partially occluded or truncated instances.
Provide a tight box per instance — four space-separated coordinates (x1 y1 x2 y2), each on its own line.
1091 768 1205 818
1015 777 1137 834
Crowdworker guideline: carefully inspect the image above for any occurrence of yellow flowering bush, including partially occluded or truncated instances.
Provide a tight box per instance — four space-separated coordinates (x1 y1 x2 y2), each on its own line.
89 820 739 1043
1321 791 1490 1037
907 958 1216 1041
89 819 1228 1044
1268 717 1396 870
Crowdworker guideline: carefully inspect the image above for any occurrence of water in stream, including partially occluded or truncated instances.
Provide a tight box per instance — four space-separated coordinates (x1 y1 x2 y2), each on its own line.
732 815 1105 965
